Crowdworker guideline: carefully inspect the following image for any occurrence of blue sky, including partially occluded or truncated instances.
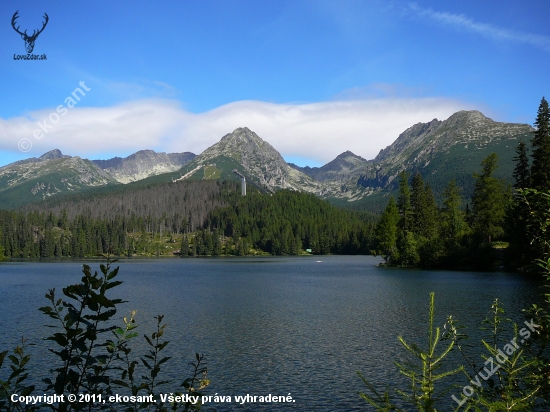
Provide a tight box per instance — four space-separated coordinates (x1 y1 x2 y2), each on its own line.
0 0 549 167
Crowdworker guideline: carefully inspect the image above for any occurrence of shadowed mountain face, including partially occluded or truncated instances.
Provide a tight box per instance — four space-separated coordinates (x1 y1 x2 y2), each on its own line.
0 110 534 211
92 150 196 183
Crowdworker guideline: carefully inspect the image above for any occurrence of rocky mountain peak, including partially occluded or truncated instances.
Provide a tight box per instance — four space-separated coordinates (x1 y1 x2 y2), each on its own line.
220 127 264 145
407 118 442 137
373 111 502 165
38 149 68 161
443 110 493 128
132 149 157 157
205 127 275 158
374 118 442 164
334 150 366 161
289 150 369 183
186 127 301 190
325 151 367 171
122 150 163 163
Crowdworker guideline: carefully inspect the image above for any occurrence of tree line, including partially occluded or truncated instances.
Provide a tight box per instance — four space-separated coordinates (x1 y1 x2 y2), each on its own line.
0 181 377 258
375 97 550 271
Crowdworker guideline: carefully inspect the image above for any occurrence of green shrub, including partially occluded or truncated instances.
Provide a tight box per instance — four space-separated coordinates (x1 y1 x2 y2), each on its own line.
0 258 209 411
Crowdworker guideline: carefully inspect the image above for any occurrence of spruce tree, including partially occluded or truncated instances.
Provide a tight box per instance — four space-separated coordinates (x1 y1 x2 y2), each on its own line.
471 153 508 246
376 197 400 263
421 183 439 239
439 179 469 266
395 172 417 265
411 171 425 232
212 229 222 256
397 171 412 232
513 140 530 189
397 231 419 266
441 179 466 242
508 140 534 268
531 97 550 191
0 227 5 260
191 235 197 256
180 234 188 257
411 172 438 240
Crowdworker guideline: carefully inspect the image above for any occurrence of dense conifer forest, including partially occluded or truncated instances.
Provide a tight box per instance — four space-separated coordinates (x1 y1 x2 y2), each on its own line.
373 97 550 271
0 180 376 258
201 190 375 256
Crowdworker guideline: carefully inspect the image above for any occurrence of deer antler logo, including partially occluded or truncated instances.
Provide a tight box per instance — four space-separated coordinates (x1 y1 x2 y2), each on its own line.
11 11 49 54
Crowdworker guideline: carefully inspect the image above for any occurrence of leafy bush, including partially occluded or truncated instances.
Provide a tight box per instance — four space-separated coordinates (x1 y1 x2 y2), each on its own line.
0 258 209 411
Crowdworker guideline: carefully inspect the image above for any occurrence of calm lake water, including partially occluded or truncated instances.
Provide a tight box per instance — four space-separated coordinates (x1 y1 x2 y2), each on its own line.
0 256 544 411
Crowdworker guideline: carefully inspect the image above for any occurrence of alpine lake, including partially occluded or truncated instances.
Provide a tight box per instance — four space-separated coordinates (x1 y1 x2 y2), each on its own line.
0 256 543 411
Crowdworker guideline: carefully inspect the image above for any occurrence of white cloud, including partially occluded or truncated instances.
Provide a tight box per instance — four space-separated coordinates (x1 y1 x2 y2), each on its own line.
408 3 550 53
0 97 471 165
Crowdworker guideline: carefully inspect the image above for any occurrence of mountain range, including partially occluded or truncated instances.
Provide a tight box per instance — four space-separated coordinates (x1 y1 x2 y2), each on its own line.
91 150 196 183
0 110 533 210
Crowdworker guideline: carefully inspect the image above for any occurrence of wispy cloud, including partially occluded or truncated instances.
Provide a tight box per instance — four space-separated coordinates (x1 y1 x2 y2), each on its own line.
104 79 179 100
408 3 550 53
0 97 471 166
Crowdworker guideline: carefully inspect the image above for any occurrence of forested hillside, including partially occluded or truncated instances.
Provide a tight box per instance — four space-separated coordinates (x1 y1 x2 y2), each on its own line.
372 98 550 271
0 180 236 258
23 180 235 232
201 190 375 256
0 180 376 258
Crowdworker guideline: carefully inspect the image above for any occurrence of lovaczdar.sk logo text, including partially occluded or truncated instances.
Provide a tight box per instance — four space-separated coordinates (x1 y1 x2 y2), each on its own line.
11 10 48 60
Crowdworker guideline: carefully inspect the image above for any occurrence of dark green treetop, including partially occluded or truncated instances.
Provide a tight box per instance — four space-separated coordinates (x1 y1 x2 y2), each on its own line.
411 172 438 240
376 196 399 263
531 97 550 191
397 171 412 232
471 153 509 246
441 179 466 242
513 140 530 189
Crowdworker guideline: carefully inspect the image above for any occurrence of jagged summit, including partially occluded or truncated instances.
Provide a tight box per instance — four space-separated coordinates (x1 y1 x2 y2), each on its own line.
199 127 282 165
334 151 366 161
292 150 369 182
38 149 69 160
220 127 260 141
130 149 157 157
374 118 442 163
373 110 521 165
355 109 533 203
183 127 301 191
443 110 493 128
324 151 368 171
92 150 195 184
